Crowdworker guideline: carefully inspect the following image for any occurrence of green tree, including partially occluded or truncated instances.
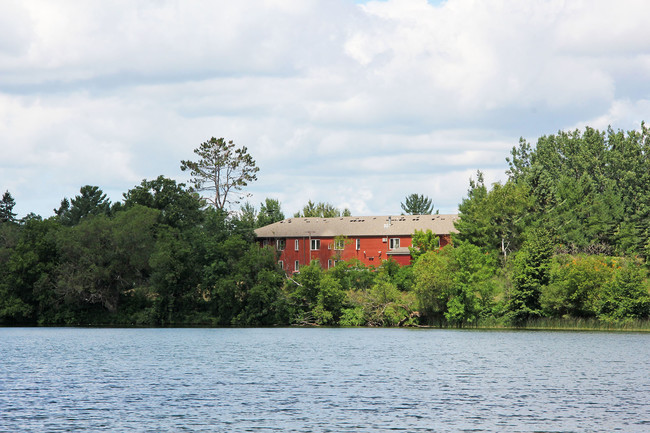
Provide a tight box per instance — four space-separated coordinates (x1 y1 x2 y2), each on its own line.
293 200 350 218
0 219 31 324
454 172 531 259
180 137 259 209
366 267 417 326
413 244 496 326
149 226 203 325
329 259 376 292
595 262 650 323
542 255 614 318
453 171 491 249
0 191 17 224
505 124 650 257
413 247 454 324
56 206 159 315
257 198 284 227
312 273 346 325
401 193 435 215
1 218 60 324
291 260 323 316
409 229 440 260
505 229 554 325
234 202 258 233
55 185 111 226
123 176 204 229
229 245 289 326
202 234 288 326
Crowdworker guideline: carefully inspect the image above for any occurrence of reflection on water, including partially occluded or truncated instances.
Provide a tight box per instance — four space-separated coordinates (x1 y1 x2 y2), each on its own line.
1 328 649 432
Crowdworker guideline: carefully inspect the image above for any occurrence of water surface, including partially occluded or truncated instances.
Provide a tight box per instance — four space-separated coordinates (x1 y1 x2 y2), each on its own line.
1 328 648 432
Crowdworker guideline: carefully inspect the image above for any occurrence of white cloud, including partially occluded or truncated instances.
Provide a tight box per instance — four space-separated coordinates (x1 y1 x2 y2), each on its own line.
1 0 650 218
570 99 650 132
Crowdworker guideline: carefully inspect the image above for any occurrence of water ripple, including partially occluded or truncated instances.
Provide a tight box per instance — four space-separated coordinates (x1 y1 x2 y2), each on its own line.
1 328 649 432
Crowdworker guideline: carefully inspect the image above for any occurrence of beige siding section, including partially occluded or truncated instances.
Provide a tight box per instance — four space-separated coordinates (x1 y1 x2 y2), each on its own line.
255 214 459 238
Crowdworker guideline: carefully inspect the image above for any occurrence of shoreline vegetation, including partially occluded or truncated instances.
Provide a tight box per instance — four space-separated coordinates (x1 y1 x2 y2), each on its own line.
6 319 650 332
2 125 650 330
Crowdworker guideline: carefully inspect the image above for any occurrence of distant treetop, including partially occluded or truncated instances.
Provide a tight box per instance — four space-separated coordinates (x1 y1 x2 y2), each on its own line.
294 200 351 218
401 194 436 215
180 137 259 210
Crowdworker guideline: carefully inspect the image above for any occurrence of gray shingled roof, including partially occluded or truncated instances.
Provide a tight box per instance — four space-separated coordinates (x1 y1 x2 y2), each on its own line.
254 214 459 238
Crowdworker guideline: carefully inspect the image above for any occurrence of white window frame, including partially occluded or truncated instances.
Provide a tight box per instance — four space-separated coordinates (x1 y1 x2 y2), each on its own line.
295 239 299 251
311 239 321 250
356 239 361 250
276 239 286 251
278 260 284 270
389 238 400 249
334 239 345 250
294 260 300 272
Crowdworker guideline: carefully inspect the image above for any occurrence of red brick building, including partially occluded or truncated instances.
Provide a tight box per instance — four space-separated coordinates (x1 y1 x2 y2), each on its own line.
254 214 458 273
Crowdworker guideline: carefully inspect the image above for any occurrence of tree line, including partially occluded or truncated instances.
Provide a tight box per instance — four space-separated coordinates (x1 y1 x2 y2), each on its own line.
437 123 650 326
0 177 416 326
2 126 650 327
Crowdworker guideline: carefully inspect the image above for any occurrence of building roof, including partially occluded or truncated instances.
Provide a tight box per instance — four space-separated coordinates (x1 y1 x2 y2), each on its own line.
254 214 459 238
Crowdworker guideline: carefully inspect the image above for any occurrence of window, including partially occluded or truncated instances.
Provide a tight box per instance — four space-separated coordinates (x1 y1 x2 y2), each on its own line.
389 238 400 249
334 238 345 250
328 259 332 268
295 239 299 251
276 239 286 250
278 260 284 270
294 260 300 272
311 239 321 250
356 239 361 250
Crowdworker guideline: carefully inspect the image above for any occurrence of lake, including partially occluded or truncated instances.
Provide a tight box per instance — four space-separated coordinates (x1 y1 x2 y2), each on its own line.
1 328 649 432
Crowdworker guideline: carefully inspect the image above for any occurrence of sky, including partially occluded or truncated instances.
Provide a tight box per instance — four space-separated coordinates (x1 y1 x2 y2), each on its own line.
1 0 650 219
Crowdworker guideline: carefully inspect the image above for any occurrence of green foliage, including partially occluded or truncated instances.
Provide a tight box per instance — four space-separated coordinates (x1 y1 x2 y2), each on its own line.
413 244 496 326
455 172 531 258
0 221 20 270
542 255 614 318
180 137 259 209
312 273 345 325
54 185 111 226
339 306 366 327
413 247 453 323
505 229 554 325
257 198 284 227
504 123 650 257
149 227 198 324
292 260 323 310
595 262 650 323
293 200 350 218
123 176 204 229
56 206 159 314
401 193 435 215
0 285 32 324
232 202 258 237
287 259 416 326
394 264 415 292
409 229 440 260
1 218 60 324
329 259 376 292
225 245 289 326
6 123 650 329
0 190 17 224
341 267 417 327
